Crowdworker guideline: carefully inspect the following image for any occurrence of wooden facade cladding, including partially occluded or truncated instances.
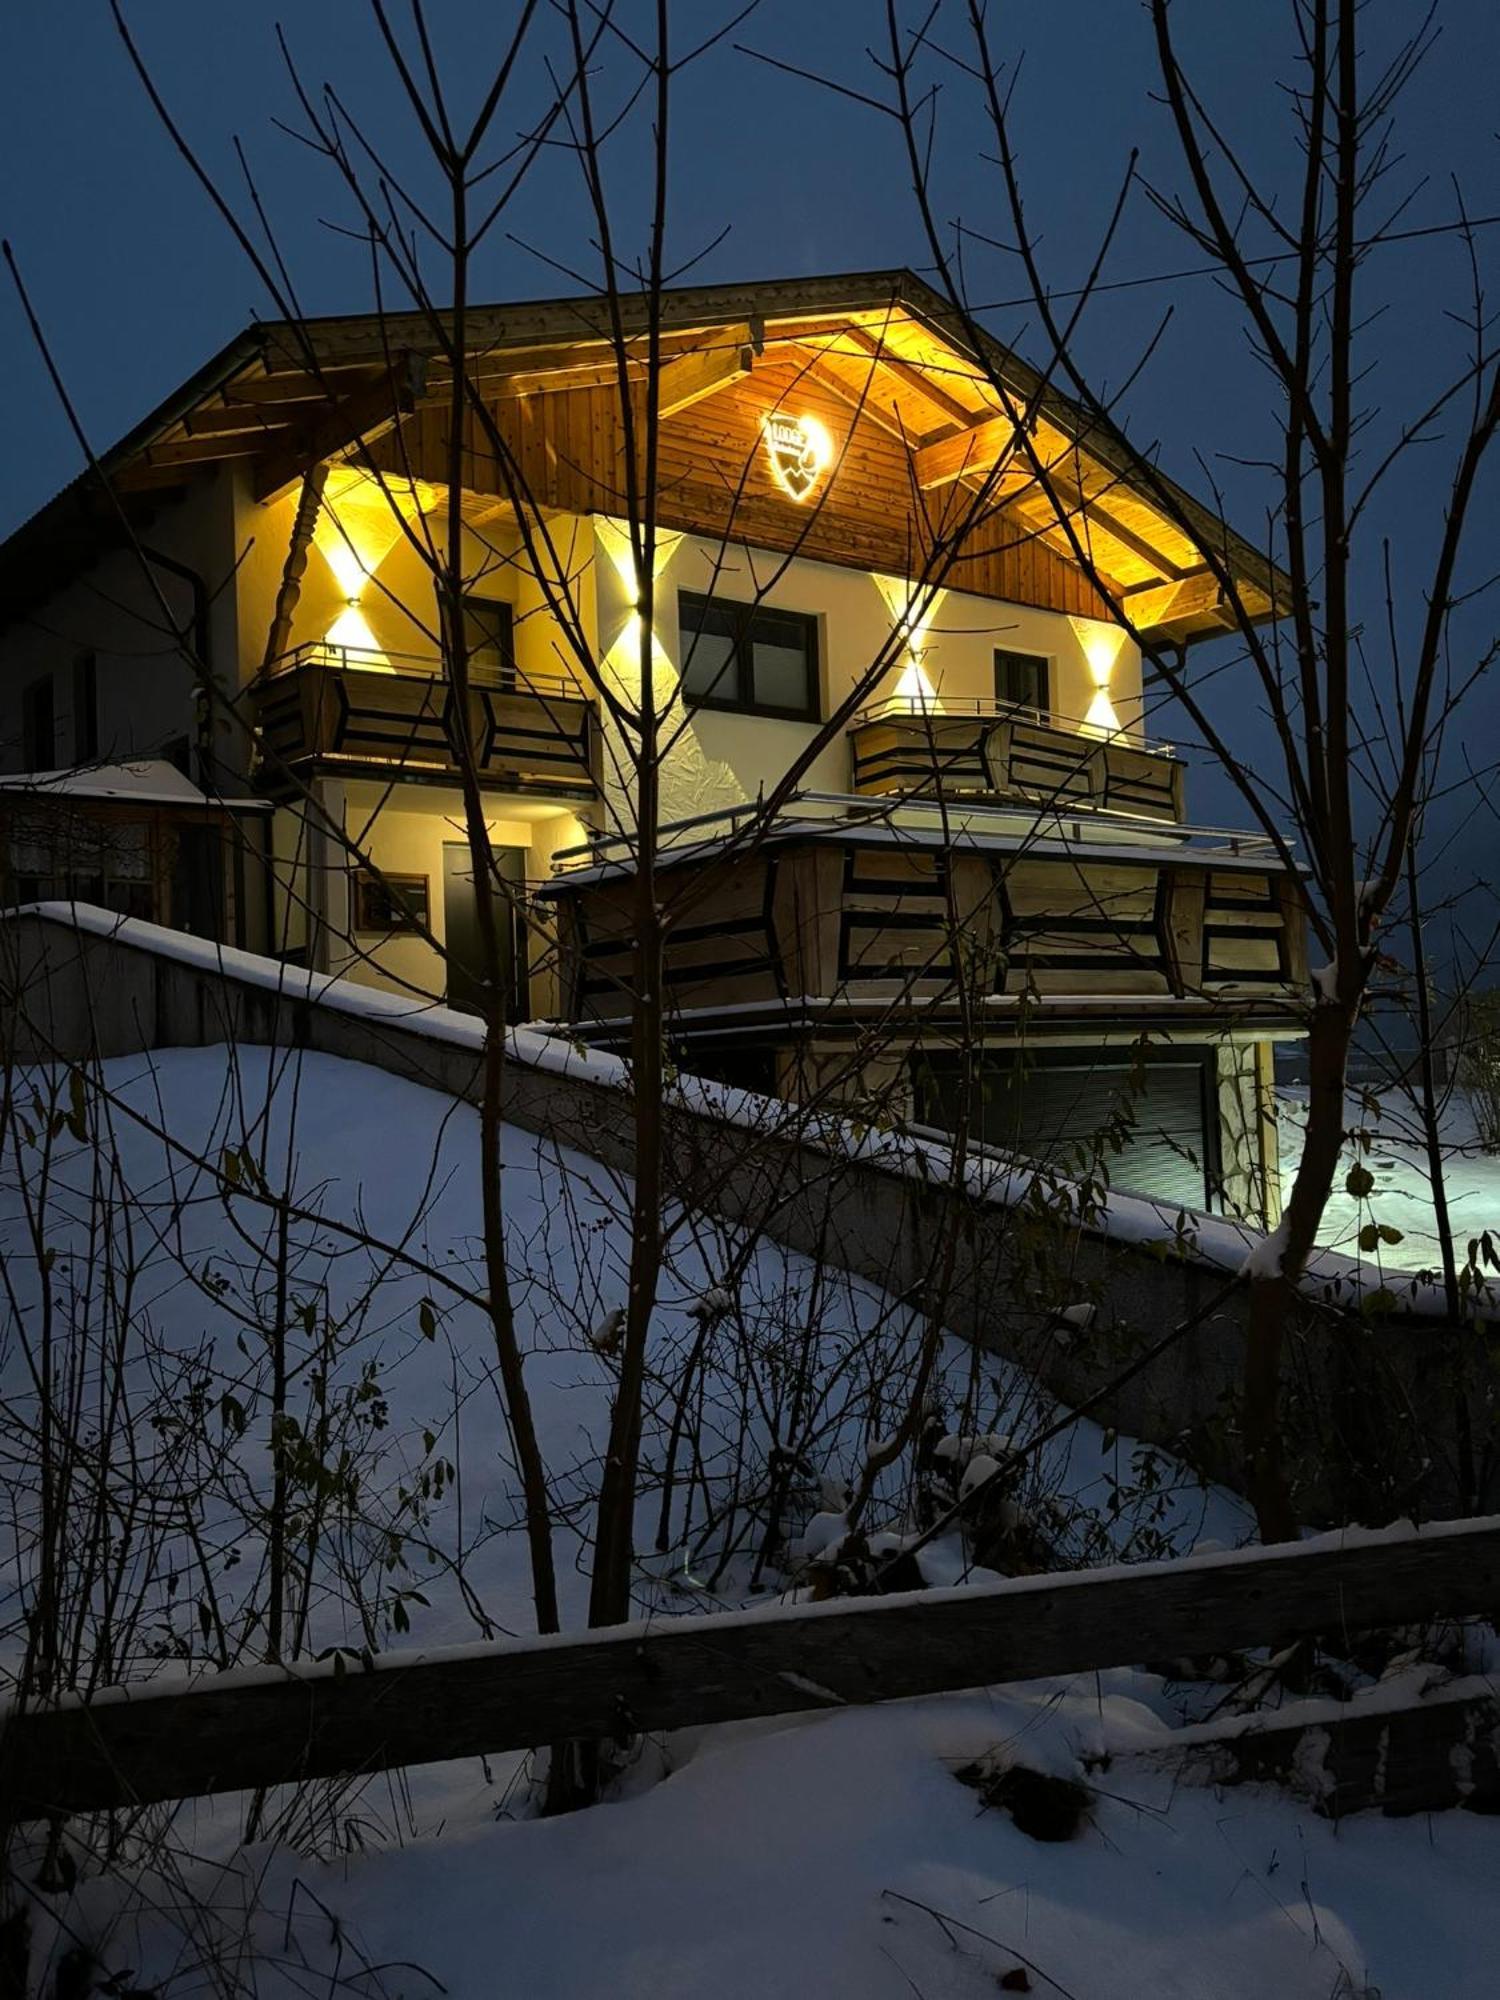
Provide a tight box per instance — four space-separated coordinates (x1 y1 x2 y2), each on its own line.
252 650 597 798
849 712 1186 822
366 357 1113 622
553 838 1309 1024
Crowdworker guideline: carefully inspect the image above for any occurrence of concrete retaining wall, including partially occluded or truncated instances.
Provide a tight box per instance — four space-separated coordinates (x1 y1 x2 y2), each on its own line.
2 906 1487 1521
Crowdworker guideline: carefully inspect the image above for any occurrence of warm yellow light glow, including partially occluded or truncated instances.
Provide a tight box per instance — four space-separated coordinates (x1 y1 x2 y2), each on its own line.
314 485 406 595
312 469 409 663
596 517 683 610
873 574 946 710
323 602 385 659
318 536 370 604
594 518 687 690
597 517 643 603
891 656 938 708
1083 688 1122 734
1070 616 1127 736
764 414 832 502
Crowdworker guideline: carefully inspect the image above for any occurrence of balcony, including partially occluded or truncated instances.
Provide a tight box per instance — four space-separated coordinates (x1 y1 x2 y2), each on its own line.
548 792 1307 1026
253 645 596 799
847 699 1184 824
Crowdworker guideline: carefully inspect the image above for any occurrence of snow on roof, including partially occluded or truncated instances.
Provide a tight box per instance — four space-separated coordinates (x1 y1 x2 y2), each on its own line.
0 761 269 810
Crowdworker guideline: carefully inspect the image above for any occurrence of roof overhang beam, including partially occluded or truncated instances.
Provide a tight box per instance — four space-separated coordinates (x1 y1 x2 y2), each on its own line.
253 354 428 505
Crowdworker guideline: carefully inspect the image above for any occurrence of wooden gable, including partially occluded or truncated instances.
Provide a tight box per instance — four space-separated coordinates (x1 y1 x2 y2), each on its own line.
366 340 1113 622
9 275 1280 644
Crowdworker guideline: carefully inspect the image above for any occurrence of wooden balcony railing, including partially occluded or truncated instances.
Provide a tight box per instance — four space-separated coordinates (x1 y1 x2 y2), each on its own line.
848 700 1184 823
253 645 596 798
549 798 1306 1022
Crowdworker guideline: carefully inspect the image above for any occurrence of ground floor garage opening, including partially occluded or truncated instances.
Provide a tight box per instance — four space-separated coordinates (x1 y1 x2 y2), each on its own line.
913 1045 1221 1211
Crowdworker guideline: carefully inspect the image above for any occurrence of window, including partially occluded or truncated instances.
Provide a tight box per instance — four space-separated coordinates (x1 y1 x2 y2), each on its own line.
7 817 154 919
73 653 99 764
994 649 1050 716
678 592 819 721
355 870 430 934
443 592 515 690
22 675 55 771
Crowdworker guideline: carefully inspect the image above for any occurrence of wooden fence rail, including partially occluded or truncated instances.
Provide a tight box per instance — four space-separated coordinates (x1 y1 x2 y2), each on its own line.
5 1516 1500 1820
1127 1677 1500 1819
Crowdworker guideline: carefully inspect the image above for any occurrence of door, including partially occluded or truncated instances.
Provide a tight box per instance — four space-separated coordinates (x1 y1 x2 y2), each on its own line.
442 842 529 1020
173 822 225 937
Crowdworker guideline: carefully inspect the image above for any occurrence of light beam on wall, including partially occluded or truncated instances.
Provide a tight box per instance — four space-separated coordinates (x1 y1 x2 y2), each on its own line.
313 469 411 668
873 574 947 711
1070 616 1127 736
323 601 384 655
596 517 683 671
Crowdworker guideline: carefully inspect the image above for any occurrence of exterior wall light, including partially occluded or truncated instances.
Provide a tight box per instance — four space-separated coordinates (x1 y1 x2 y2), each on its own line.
314 471 407 668
873 574 946 713
1071 616 1126 737
764 414 832 502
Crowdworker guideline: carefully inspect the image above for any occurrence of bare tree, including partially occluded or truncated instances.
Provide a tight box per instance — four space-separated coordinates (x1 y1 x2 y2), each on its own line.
0 2 1187 1849
794 0 1500 1537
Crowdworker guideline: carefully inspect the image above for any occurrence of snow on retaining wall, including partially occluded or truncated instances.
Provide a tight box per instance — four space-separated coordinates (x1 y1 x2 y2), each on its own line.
2 901 1395 1296
1 903 1484 1517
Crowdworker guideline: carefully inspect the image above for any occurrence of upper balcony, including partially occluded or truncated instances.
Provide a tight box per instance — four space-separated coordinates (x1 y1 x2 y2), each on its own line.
252 644 597 800
847 698 1184 824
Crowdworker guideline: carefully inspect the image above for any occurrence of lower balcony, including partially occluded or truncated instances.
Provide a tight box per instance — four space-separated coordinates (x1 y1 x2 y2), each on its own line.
253 645 597 798
547 793 1306 1026
848 699 1184 823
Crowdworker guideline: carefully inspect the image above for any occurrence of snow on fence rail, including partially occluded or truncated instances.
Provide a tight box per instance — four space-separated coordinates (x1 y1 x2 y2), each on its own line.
5 1515 1499 1820
1127 1674 1500 1819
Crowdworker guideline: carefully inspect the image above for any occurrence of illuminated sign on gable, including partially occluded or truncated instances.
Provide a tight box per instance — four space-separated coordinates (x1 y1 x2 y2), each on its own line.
763 414 831 502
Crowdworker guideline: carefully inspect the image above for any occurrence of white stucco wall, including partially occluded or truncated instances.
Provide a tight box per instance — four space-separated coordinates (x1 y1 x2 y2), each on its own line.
276 776 580 1011
589 518 1146 830
0 465 1147 1003
245 473 601 694
237 470 1146 843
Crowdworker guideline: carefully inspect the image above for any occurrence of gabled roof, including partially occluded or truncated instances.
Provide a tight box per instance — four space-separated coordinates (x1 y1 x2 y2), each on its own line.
0 269 1283 641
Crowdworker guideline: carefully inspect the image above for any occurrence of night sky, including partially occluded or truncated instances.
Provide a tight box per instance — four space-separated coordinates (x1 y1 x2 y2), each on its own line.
2 1 1496 899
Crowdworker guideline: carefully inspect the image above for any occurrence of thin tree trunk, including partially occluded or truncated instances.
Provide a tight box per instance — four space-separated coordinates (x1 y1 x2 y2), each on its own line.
1405 840 1474 1512
1244 996 1355 1541
444 186 561 1642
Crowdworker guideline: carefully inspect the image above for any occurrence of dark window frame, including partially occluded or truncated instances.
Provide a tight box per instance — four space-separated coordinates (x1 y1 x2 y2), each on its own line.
677 591 821 723
73 652 99 764
22 674 55 771
354 869 431 935
993 648 1052 718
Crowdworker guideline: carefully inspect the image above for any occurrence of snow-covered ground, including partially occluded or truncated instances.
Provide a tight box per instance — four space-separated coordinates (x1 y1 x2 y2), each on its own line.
4 1047 1497 1998
49 1671 1500 1999
0 1046 1234 1668
1279 1085 1500 1275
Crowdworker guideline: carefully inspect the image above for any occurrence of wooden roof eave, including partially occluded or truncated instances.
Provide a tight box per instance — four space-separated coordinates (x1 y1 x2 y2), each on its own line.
887 277 1292 635
0 267 1288 646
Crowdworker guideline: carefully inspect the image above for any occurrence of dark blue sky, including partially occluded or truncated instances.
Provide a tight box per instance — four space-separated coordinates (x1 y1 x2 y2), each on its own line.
2 1 1497 880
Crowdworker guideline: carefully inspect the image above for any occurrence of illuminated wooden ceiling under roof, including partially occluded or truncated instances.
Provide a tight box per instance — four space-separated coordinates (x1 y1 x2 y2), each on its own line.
8 272 1281 644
